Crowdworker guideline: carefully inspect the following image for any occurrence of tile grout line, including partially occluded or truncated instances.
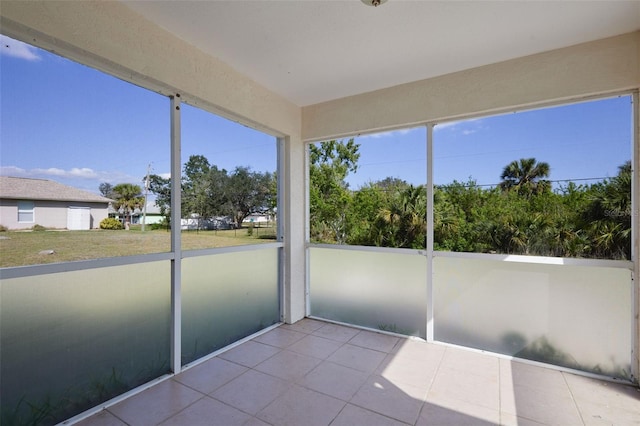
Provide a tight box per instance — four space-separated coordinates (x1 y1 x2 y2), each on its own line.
102 408 131 426
245 324 349 407
222 341 285 368
170 329 305 424
413 345 449 425
152 392 209 426
340 362 409 424
85 320 625 426
498 358 503 426
332 331 409 424
86 320 632 425
561 371 587 426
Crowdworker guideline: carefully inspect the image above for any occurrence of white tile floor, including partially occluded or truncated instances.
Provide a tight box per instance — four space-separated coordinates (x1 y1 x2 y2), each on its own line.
76 319 640 426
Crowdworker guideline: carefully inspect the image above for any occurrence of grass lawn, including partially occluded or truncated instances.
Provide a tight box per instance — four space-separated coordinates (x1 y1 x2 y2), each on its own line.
0 226 277 268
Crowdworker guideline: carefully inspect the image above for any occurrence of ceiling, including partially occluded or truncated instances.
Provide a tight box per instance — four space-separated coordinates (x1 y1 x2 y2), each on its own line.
122 1 640 107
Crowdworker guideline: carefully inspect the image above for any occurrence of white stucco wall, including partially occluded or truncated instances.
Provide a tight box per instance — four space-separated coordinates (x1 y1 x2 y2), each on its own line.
302 31 640 141
30 202 68 229
0 200 109 230
0 201 21 230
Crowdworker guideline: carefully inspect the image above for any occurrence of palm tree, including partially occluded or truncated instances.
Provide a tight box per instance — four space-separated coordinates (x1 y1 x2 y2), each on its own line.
374 185 426 248
112 183 144 228
582 161 632 259
499 158 551 195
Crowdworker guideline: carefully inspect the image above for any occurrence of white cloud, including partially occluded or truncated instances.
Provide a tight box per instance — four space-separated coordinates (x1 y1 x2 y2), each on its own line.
358 128 419 139
0 165 28 176
2 163 162 189
434 121 462 131
159 173 171 179
1 165 126 181
70 168 99 178
31 167 65 177
434 118 484 135
0 35 41 61
1 165 151 195
31 167 98 179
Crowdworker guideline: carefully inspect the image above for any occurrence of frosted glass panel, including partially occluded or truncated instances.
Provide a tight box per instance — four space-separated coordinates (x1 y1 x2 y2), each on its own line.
310 247 426 337
434 256 632 379
1 262 171 425
182 249 280 364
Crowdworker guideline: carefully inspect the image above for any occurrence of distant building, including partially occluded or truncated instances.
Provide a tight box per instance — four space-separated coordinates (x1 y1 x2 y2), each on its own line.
181 215 235 230
133 201 164 225
242 213 273 225
109 201 166 225
0 176 112 230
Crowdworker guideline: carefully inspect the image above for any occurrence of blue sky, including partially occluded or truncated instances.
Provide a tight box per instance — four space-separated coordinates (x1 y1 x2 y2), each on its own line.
1 35 276 196
1 35 633 196
347 96 632 189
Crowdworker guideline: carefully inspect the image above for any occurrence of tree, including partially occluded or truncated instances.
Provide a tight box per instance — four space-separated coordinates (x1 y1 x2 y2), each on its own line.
227 166 274 226
98 182 115 199
181 155 212 226
581 161 632 259
499 158 550 195
372 184 426 248
181 155 229 230
345 182 387 246
429 159 631 259
183 154 211 181
373 177 409 192
179 155 278 230
148 174 171 225
309 139 360 244
207 165 232 218
112 183 144 227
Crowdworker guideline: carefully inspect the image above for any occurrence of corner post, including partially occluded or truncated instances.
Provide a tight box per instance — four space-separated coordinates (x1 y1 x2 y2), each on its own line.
426 124 435 342
632 91 639 383
170 94 182 373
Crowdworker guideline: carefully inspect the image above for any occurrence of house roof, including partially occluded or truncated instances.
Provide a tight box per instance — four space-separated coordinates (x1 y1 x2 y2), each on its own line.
0 176 112 203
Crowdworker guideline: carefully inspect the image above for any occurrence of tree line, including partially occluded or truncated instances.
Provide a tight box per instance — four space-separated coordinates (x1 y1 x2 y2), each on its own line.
310 140 632 260
100 155 276 229
100 142 631 260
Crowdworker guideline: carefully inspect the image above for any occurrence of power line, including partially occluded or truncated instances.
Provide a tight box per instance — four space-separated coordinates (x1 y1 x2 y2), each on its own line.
358 158 425 167
439 176 614 189
352 176 616 191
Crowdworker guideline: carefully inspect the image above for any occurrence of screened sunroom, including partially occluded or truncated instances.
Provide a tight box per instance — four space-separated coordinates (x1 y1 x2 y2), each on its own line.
1 1 639 425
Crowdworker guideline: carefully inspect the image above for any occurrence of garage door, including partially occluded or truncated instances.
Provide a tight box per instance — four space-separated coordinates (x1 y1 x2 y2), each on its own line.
67 207 91 230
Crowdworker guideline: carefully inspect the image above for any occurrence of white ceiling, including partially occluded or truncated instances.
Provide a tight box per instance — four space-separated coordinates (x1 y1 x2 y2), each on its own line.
123 0 640 107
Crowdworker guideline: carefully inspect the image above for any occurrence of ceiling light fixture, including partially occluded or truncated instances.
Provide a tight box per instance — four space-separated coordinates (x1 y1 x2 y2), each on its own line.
361 0 387 7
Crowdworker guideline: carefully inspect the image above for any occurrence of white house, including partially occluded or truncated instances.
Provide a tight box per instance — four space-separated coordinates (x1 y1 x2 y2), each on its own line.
242 213 273 225
132 201 164 225
109 201 166 226
0 176 112 230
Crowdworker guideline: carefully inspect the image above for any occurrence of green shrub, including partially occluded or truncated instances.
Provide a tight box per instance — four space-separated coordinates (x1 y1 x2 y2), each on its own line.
100 218 123 230
31 224 46 231
151 222 170 231
0 225 7 232
257 234 277 240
